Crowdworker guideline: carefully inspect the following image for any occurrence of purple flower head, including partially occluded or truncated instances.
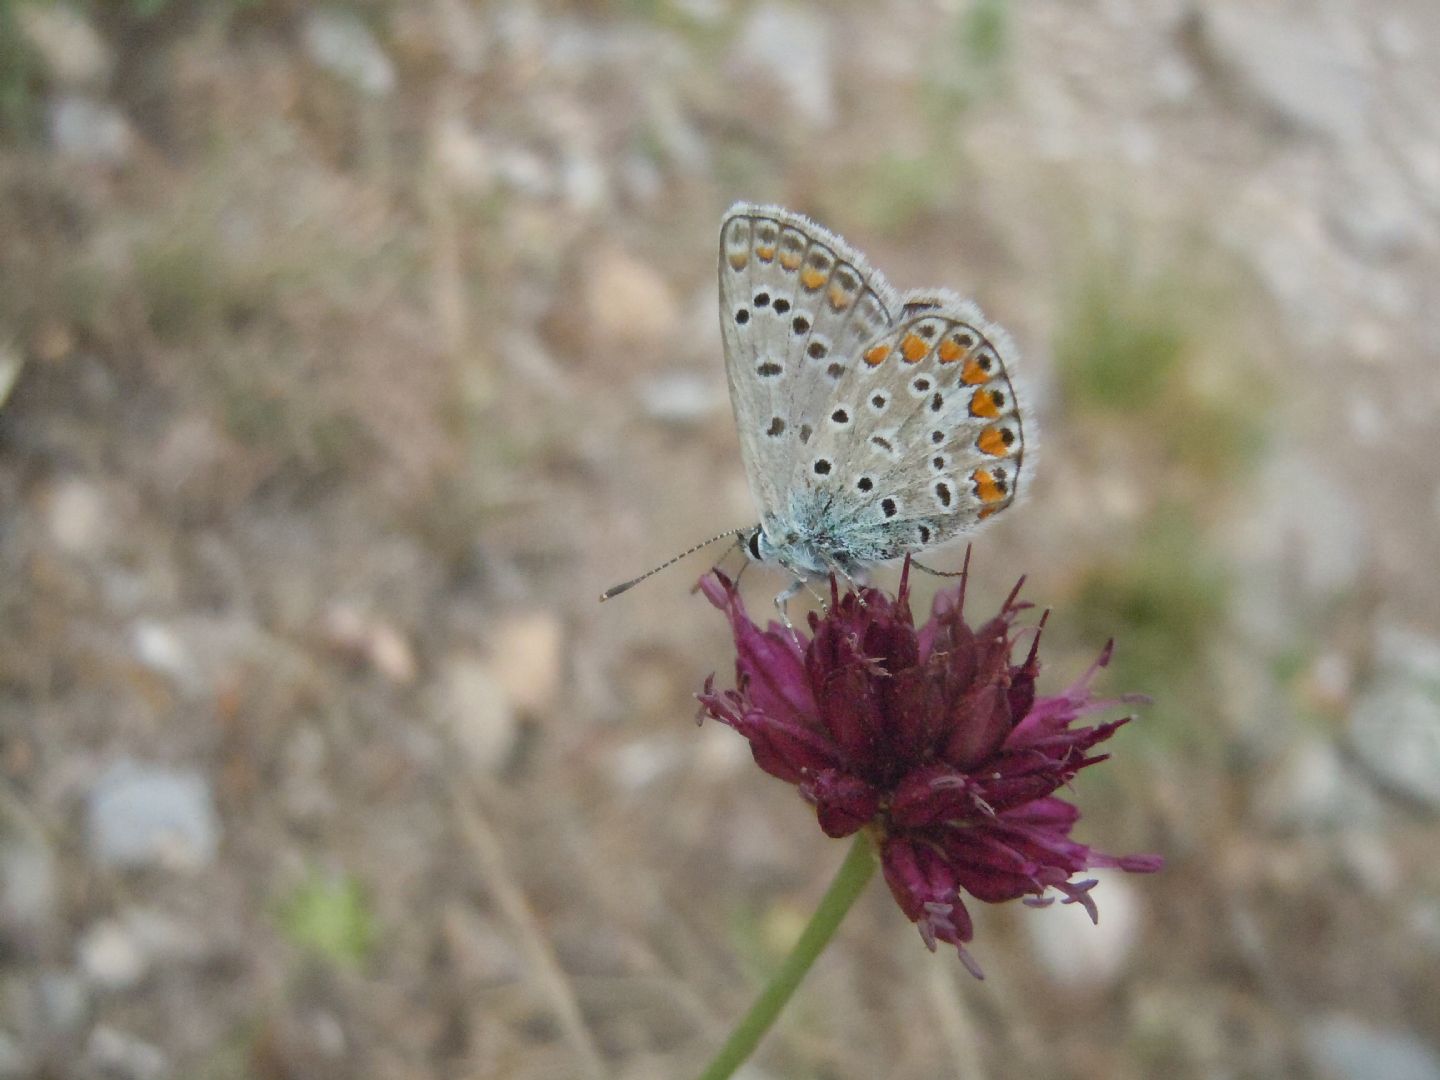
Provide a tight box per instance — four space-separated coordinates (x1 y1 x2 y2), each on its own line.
698 558 1162 977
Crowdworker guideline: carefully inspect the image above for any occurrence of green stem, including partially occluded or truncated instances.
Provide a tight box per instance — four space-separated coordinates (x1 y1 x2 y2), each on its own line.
696 832 878 1080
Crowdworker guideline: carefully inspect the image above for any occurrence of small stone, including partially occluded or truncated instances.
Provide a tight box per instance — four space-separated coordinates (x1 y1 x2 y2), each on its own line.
1254 738 1384 831
1022 870 1141 988
322 605 418 685
130 620 197 690
488 611 564 714
433 116 494 193
0 340 22 411
36 969 90 1035
79 918 148 990
0 791 56 940
638 372 726 425
1304 1014 1440 1080
583 247 681 350
493 144 555 198
85 1026 169 1080
432 657 518 773
731 4 835 129
302 9 397 98
17 4 113 88
1347 625 1440 811
48 96 134 165
0 1032 30 1080
86 760 220 871
45 475 111 557
1192 8 1373 143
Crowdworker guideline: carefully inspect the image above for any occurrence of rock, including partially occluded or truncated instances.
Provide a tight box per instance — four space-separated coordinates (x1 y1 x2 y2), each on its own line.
1227 452 1368 647
1191 7 1373 143
493 144 555 199
1304 1014 1440 1080
45 475 111 557
78 918 148 991
48 96 134 165
583 246 681 350
488 611 564 714
17 4 113 88
302 9 397 98
36 969 89 1035
130 620 198 692
1347 625 1440 811
0 789 57 942
731 4 835 129
433 115 495 194
432 657 518 773
0 340 22 411
85 1026 169 1080
638 372 726 426
0 1032 30 1080
1254 737 1385 831
1022 870 1142 988
86 760 220 871
322 604 418 685
79 908 207 991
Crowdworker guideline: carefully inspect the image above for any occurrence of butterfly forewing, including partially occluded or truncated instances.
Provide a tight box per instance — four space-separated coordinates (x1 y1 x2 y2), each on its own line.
719 204 898 525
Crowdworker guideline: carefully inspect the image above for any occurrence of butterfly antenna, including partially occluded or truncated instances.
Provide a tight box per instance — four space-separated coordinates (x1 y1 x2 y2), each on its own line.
600 529 749 602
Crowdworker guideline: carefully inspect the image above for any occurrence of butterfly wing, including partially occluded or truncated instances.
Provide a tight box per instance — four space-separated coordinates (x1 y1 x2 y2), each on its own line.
801 289 1029 560
718 203 900 525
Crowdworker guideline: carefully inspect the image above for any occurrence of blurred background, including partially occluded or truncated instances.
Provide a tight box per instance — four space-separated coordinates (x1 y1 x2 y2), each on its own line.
2 1 1438 1077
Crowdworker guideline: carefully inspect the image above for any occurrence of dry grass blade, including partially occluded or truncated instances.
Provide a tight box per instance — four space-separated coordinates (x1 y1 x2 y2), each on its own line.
450 786 610 1080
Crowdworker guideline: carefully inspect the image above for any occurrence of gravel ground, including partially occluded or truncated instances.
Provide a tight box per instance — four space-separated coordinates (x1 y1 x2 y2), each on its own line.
2 2 1438 1078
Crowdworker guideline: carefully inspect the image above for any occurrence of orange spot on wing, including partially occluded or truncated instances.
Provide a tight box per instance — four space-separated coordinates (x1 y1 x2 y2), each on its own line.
864 344 891 367
977 426 1011 456
756 245 776 261
828 283 851 310
960 358 991 384
801 267 827 290
779 251 802 270
972 469 1004 504
979 505 999 519
969 388 1001 418
937 338 965 363
728 252 749 270
900 333 929 362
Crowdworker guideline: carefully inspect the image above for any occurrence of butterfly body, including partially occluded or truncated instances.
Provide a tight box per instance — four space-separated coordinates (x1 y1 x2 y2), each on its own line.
719 203 1029 583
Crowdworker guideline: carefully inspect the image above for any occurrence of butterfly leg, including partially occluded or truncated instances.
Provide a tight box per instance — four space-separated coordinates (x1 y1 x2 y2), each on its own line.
824 559 868 605
773 579 804 631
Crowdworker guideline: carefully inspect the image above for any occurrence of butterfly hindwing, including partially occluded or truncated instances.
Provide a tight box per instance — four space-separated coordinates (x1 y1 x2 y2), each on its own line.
809 292 1027 560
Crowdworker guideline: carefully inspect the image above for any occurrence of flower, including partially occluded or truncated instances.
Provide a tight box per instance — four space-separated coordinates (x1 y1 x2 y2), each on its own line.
697 558 1162 977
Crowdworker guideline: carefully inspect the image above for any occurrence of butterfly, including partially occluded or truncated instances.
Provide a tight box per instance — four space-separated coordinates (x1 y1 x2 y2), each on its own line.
602 203 1028 604
719 203 1027 581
